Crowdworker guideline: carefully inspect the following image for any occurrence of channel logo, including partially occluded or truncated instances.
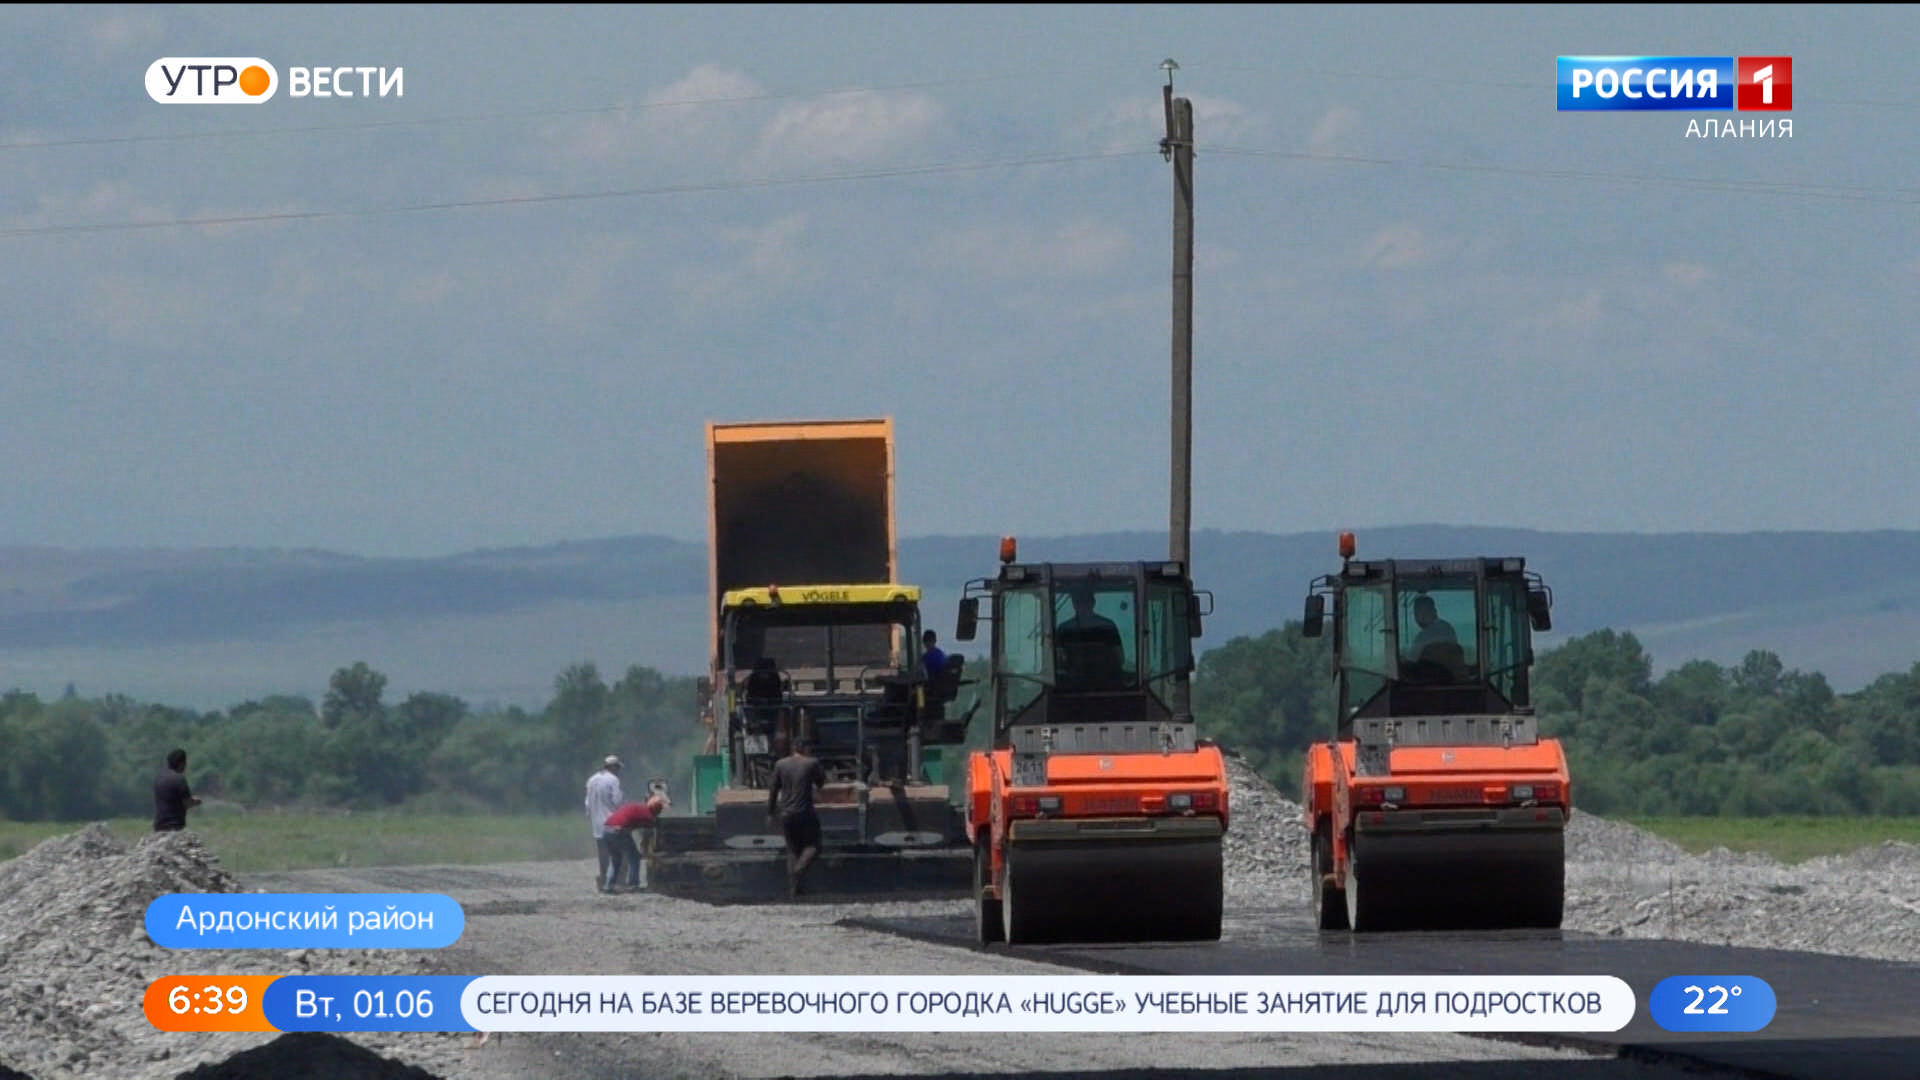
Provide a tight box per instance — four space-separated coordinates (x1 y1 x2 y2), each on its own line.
1736 56 1792 111
146 58 278 104
1557 56 1792 111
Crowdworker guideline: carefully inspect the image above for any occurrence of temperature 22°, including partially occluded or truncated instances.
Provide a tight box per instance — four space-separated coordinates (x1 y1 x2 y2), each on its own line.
1648 975 1775 1032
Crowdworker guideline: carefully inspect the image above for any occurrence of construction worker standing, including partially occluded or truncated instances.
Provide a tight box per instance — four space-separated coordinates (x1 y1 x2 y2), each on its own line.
584 756 625 894
767 737 827 898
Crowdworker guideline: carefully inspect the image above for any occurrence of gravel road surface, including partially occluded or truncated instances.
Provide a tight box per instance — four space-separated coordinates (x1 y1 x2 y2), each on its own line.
1 754 1912 1079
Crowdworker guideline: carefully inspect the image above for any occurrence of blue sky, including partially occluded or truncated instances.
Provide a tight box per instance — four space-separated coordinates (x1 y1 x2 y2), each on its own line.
2 5 1914 557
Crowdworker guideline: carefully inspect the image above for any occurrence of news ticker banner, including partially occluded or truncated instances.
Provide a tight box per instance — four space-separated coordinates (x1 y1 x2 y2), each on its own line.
142 974 1778 1035
135 896 1776 1035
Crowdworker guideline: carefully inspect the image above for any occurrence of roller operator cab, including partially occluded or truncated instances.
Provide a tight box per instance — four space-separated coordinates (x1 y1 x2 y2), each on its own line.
957 538 1228 946
1301 533 1569 933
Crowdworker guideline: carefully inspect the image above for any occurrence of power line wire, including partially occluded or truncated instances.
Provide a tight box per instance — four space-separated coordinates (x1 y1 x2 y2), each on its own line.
6 138 1911 242
5 59 1910 157
0 148 1156 239
0 67 1069 153
1202 144 1920 204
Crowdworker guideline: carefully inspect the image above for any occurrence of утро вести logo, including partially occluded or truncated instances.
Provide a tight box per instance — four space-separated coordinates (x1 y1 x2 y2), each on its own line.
145 58 404 103
145 58 278 103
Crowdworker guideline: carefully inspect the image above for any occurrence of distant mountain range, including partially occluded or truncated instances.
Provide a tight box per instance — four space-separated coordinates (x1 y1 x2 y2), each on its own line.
2 526 1915 710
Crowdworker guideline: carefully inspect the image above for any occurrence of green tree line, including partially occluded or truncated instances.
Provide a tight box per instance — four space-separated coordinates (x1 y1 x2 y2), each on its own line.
1193 624 1920 816
5 626 1918 822
0 661 707 822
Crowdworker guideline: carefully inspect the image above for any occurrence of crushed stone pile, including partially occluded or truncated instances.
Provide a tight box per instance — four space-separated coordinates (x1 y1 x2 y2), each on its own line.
0 826 444 1080
5 777 1917 1079
1565 833 1920 963
172 1032 443 1080
0 825 240 956
1563 811 1692 866
1221 760 1920 964
1221 752 1310 903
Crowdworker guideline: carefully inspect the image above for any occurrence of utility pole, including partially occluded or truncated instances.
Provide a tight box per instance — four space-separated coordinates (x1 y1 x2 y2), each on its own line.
1161 59 1194 718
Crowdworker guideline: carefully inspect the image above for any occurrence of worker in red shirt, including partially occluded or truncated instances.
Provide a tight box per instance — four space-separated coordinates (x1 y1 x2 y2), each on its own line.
601 792 668 892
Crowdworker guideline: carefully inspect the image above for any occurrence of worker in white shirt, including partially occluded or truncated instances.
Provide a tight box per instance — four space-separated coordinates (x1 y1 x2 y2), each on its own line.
584 755 626 894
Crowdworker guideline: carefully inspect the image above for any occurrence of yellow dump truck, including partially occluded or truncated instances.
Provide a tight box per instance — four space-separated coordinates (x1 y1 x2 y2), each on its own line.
648 418 976 902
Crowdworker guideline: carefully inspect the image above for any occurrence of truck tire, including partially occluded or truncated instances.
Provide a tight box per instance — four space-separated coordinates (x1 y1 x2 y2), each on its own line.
1313 821 1349 931
974 837 1003 945
1344 831 1401 932
1182 860 1225 941
1001 845 1056 945
1518 862 1565 930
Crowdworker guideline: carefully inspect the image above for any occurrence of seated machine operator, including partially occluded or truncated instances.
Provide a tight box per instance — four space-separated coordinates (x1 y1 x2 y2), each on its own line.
745 656 783 703
1056 588 1125 689
1404 595 1467 681
743 658 787 732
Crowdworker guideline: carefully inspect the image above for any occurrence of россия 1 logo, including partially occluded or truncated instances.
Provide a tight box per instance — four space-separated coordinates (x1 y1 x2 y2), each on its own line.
1557 56 1792 111
145 59 404 103
1557 55 1792 138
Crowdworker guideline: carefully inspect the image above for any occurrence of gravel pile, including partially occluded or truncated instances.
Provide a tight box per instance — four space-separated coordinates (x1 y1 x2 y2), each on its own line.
1565 832 1920 963
4 770 1916 1079
173 1033 441 1080
0 827 440 1080
0 824 240 954
1221 752 1310 904
1218 763 1920 964
1563 812 1692 865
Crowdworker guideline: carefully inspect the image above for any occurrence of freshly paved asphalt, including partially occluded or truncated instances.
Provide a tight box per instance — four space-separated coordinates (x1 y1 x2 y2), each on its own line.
842 905 1920 1080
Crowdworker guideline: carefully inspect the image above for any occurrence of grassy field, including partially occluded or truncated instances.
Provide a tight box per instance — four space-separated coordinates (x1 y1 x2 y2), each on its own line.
1623 815 1920 864
3 809 1916 872
0 805 586 873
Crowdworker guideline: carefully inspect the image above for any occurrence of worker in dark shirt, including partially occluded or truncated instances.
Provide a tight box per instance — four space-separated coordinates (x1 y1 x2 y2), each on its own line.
766 737 827 898
153 748 201 832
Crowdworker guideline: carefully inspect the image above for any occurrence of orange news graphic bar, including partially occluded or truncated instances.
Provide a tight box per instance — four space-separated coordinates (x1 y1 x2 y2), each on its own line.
144 976 280 1032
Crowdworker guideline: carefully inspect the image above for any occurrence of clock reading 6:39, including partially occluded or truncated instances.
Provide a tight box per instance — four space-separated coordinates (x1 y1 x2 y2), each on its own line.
169 982 248 1015
144 976 278 1032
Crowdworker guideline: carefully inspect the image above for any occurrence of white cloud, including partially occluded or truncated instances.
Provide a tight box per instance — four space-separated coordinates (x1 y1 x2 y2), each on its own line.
929 219 1131 279
1003 284 1160 326
542 235 637 330
724 215 806 277
400 272 457 309
22 181 168 227
1307 105 1364 157
1195 242 1240 274
648 63 765 109
460 175 547 203
673 213 811 312
556 64 766 167
750 90 941 172
1663 261 1712 288
188 201 305 239
87 273 215 348
1531 288 1604 332
86 9 164 59
1358 223 1438 270
551 66 940 178
1082 93 1263 153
